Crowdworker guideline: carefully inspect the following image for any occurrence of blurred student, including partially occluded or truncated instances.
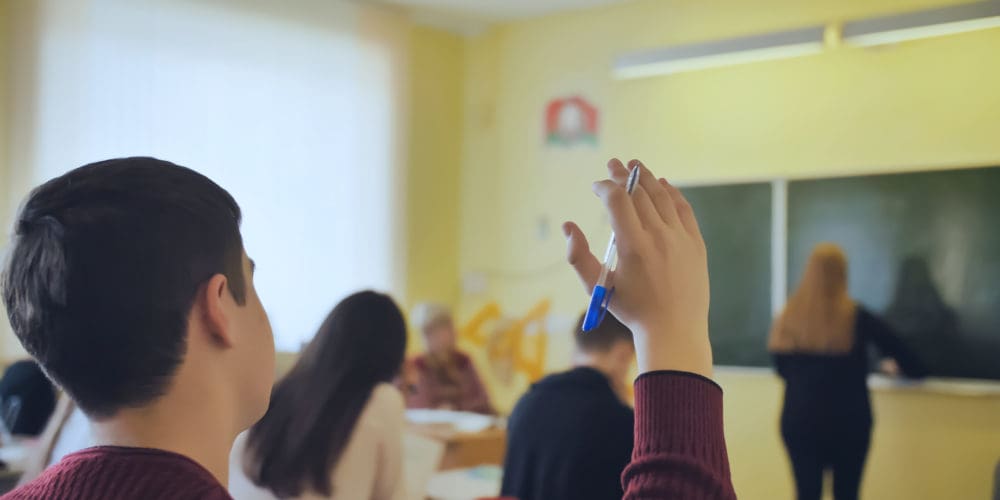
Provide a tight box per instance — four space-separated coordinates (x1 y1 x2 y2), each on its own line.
404 303 494 414
769 243 927 500
1 157 275 499
0 360 56 437
501 313 635 500
231 291 408 500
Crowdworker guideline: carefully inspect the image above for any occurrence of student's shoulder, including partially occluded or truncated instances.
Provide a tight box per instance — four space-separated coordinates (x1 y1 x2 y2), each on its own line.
361 383 406 428
370 383 405 410
5 447 232 500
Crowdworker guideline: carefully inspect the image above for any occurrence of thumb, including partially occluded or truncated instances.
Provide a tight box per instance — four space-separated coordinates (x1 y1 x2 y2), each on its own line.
563 221 602 293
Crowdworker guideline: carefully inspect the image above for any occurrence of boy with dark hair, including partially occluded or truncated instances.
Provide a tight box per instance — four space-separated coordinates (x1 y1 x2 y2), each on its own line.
1 157 275 499
501 313 635 500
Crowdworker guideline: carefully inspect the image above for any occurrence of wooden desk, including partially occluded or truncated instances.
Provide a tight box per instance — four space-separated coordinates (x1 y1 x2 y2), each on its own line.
408 424 507 471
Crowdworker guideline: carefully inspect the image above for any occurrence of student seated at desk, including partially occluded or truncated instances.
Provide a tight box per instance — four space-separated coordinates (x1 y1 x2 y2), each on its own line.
231 291 409 500
403 303 494 415
501 313 635 500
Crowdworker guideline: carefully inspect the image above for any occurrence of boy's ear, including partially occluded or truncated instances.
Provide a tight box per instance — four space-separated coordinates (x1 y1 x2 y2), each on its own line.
198 274 236 349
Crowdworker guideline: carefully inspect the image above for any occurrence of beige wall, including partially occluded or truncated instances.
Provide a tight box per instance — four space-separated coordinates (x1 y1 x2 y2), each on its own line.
0 0 9 218
404 26 464 313
0 0 18 360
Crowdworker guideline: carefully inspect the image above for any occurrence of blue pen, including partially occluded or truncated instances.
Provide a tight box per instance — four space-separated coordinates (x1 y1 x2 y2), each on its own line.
582 165 640 332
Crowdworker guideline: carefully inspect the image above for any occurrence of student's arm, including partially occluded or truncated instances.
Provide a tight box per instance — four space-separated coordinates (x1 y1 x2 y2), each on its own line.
773 354 791 380
371 384 408 500
564 159 736 500
860 309 929 379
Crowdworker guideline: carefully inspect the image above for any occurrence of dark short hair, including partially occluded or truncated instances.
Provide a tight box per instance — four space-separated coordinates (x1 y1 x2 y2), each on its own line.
574 312 633 353
244 291 407 497
2 157 246 418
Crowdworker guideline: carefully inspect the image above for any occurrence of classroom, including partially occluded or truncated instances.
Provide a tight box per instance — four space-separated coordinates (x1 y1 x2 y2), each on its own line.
0 0 999 499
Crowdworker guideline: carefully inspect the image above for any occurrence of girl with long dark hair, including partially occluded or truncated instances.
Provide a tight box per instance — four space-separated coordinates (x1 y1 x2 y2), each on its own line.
229 291 408 499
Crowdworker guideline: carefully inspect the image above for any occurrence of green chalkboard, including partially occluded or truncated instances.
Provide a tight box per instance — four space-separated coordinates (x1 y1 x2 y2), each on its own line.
789 166 1000 380
682 183 772 367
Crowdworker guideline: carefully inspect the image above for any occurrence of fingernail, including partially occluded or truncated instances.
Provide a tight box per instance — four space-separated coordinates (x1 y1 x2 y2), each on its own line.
562 223 572 239
629 159 642 168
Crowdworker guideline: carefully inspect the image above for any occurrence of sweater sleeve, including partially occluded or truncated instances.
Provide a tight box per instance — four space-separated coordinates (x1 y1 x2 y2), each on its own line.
859 308 929 379
622 371 736 500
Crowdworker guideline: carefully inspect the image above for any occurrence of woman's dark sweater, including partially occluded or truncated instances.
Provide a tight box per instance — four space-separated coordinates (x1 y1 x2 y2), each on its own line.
774 307 928 433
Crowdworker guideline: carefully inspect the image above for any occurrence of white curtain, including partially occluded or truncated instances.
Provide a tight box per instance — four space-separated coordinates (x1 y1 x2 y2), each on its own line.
6 0 407 351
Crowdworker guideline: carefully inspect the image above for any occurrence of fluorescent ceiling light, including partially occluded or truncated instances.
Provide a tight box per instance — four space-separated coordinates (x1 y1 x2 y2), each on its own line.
613 26 825 79
843 1 1000 47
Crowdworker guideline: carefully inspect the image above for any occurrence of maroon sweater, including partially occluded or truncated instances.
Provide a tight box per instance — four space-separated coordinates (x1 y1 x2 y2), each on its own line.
2 446 231 500
623 371 736 499
405 351 494 414
3 371 733 500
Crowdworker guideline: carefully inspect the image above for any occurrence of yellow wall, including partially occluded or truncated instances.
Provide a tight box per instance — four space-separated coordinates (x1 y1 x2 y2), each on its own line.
403 26 465 354
406 27 463 312
405 26 464 312
0 0 14 358
0 0 9 214
456 0 1000 322
450 0 1000 498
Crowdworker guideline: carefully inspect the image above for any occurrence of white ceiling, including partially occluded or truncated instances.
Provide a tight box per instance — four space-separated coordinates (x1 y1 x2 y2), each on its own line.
373 0 626 21
361 0 628 34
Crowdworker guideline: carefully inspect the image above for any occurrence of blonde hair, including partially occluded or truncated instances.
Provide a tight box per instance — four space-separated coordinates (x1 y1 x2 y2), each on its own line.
410 302 452 335
769 243 858 354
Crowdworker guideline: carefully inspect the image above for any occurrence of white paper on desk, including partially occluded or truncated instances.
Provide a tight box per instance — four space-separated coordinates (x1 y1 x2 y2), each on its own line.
426 465 503 500
403 430 445 500
405 409 496 433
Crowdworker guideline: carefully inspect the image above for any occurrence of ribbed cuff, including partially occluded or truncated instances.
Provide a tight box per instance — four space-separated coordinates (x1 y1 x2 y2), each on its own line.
635 370 723 391
632 371 728 468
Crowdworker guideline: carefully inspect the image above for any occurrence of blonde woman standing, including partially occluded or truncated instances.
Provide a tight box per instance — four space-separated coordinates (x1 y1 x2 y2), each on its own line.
769 243 927 500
